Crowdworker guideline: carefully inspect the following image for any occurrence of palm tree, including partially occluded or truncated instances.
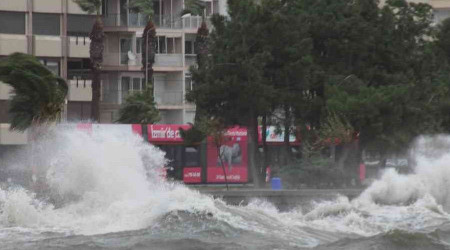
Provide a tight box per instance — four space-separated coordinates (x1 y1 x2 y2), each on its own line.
73 0 104 122
116 87 160 124
129 0 156 91
183 0 209 122
0 53 67 131
183 0 208 65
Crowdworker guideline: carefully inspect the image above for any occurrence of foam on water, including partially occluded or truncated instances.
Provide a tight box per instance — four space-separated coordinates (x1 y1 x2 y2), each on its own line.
2 126 450 248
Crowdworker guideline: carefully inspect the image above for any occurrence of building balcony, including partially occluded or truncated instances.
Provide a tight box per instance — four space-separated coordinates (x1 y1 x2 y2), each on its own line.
0 0 27 12
155 54 183 67
68 0 90 14
67 79 92 102
185 54 196 68
33 0 62 13
0 34 28 56
68 36 91 58
103 14 183 30
154 90 184 108
103 52 183 71
0 82 14 100
33 35 62 57
182 16 212 32
430 0 450 8
0 123 27 145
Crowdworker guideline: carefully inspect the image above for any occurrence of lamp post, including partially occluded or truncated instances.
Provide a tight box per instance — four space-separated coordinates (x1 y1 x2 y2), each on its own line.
145 29 149 87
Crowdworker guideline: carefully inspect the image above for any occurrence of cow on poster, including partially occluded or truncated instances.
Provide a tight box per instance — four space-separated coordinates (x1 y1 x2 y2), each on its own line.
207 127 248 183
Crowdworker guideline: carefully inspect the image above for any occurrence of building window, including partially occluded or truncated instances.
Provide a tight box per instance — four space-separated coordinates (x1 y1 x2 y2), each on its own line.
102 0 109 16
39 59 60 76
0 11 25 34
121 76 131 102
67 14 95 37
156 36 166 54
136 37 142 54
68 58 91 80
132 77 141 92
33 13 60 36
185 77 193 92
120 38 132 64
185 146 200 167
185 40 194 54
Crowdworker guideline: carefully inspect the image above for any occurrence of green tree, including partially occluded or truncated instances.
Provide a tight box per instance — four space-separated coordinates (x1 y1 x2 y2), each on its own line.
188 0 275 186
0 53 67 131
260 0 314 165
73 0 104 122
116 88 160 124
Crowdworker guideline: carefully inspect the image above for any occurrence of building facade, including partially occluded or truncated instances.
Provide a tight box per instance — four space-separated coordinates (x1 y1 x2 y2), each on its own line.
98 0 226 124
0 0 226 151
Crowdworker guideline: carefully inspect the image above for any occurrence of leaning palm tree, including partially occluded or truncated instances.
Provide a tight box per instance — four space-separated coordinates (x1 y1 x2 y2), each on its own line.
183 0 209 67
116 87 160 124
0 53 67 131
73 0 104 122
129 0 156 91
183 0 209 122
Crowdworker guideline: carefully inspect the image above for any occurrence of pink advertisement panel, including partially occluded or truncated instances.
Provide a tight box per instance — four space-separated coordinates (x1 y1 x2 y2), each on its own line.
206 126 248 183
183 167 202 183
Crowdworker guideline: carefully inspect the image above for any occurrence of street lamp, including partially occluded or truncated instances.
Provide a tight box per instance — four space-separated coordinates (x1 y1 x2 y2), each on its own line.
145 29 150 87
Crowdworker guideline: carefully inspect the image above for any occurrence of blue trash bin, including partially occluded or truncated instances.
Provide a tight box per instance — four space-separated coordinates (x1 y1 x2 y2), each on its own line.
271 177 282 190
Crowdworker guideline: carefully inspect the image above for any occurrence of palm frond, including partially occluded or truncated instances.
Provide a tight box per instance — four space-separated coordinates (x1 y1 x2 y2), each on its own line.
73 0 102 14
0 53 67 131
182 0 206 17
117 88 160 124
129 0 154 19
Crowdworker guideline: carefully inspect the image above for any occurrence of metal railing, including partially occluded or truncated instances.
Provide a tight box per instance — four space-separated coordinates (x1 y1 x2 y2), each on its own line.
101 89 184 106
103 14 183 29
182 16 212 30
154 91 184 105
102 52 183 67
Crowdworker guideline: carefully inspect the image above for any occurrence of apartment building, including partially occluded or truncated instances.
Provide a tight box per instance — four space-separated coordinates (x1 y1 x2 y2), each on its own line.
0 0 95 155
99 0 226 124
0 0 226 155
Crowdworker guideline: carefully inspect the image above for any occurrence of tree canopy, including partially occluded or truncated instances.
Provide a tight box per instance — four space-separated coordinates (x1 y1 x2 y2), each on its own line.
116 88 160 124
187 0 450 181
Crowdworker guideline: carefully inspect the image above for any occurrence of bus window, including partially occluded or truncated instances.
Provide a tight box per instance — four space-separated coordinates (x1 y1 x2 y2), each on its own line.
185 146 200 167
158 145 183 180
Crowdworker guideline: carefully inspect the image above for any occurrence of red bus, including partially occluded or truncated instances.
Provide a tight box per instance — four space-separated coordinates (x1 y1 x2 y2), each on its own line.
76 123 300 184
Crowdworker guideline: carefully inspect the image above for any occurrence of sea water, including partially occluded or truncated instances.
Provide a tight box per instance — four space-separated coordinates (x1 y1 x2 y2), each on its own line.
1 126 450 249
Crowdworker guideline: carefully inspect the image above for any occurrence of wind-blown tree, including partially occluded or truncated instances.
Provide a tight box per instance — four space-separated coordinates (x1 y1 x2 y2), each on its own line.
188 1 275 187
116 87 160 124
434 18 450 133
129 0 156 90
260 0 314 165
183 0 208 68
181 0 209 125
0 53 67 131
73 0 104 122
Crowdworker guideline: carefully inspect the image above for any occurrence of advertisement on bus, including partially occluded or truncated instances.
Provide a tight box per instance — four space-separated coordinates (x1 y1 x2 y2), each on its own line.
206 126 248 183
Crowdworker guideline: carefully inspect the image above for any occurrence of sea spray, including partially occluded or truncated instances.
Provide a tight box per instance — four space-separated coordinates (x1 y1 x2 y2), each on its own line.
2 127 450 249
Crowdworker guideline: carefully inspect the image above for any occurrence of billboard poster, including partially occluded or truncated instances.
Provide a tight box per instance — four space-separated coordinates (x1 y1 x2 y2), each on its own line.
206 126 248 183
257 126 298 144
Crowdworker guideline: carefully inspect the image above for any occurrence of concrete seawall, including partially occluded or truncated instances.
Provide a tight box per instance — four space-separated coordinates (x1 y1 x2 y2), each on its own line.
199 189 364 210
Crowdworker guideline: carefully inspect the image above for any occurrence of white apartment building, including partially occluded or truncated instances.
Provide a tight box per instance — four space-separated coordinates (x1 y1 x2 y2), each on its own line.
98 0 226 124
0 0 225 149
